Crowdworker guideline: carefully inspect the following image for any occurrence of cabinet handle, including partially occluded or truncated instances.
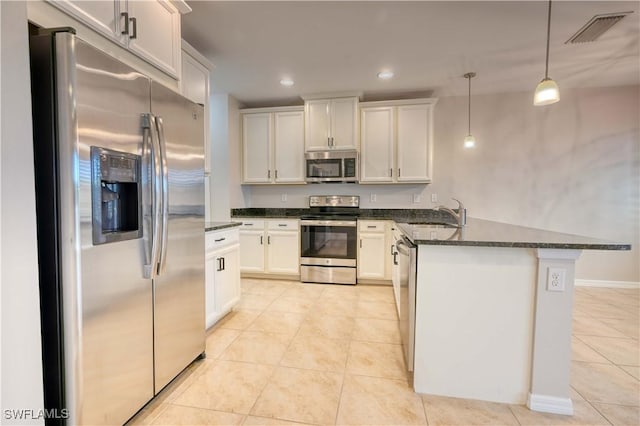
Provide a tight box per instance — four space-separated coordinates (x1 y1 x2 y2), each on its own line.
390 244 395 255
390 168 393 177
129 17 137 40
244 223 253 226
360 239 362 248
398 168 401 178
393 252 398 265
221 257 225 271
214 237 226 242
367 225 376 229
216 258 223 271
327 137 330 147
260 235 263 245
275 170 278 179
268 235 271 244
121 12 129 35
331 137 334 146
278 224 287 227
268 170 271 179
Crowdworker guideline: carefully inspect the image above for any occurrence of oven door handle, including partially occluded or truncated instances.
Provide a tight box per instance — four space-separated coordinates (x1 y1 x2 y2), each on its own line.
300 220 357 227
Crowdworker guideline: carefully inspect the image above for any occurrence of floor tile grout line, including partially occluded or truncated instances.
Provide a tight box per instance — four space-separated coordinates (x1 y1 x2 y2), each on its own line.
573 334 638 368
505 404 523 426
334 338 353 426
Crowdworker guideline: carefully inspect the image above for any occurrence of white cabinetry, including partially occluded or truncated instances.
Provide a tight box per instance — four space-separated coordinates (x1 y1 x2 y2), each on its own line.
304 97 358 151
241 108 305 184
47 0 185 78
360 99 437 183
357 220 391 282
205 227 241 328
235 219 300 276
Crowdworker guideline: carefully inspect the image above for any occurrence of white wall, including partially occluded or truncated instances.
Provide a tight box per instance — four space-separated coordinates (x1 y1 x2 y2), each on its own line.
240 86 640 283
1 1 45 423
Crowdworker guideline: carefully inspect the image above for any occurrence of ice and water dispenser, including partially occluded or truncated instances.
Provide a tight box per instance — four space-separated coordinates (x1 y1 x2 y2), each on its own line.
91 146 143 245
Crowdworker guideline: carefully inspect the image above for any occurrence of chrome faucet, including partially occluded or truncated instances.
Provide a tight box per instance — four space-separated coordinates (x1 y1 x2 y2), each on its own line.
435 198 467 227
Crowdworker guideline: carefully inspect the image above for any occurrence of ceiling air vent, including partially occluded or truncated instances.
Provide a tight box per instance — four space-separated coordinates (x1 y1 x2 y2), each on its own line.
565 12 632 44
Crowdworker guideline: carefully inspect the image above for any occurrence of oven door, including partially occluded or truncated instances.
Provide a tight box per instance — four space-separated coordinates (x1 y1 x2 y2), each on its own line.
300 220 357 266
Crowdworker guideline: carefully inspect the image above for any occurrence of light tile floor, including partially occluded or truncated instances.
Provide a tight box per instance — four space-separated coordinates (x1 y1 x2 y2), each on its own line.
129 280 640 425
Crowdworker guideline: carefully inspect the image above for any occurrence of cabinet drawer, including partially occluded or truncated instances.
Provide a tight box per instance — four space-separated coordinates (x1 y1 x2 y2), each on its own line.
206 228 239 251
267 219 299 231
359 220 386 233
233 219 265 230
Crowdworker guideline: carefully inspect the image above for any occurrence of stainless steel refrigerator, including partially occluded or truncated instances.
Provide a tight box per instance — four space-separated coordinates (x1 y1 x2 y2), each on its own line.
29 28 205 425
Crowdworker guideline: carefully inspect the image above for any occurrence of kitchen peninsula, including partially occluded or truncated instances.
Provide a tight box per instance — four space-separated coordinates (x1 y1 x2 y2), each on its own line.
397 218 631 415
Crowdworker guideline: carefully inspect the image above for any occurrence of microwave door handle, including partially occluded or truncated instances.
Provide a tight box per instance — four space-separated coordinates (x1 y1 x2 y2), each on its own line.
143 114 162 279
156 116 169 275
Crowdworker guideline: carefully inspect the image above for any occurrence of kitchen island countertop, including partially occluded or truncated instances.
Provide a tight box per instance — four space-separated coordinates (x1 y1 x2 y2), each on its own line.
397 218 631 251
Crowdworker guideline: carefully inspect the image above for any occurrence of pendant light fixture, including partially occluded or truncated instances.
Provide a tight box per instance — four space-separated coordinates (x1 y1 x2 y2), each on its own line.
463 72 476 149
534 0 560 105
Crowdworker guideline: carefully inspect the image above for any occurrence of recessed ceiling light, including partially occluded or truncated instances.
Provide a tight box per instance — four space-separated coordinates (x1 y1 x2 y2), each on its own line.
280 78 294 87
377 70 394 80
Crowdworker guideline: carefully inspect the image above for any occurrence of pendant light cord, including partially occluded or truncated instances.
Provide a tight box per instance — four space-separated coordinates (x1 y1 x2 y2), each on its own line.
544 0 552 79
467 75 471 135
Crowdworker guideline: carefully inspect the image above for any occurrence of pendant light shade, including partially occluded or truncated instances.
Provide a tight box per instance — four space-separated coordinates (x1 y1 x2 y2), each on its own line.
463 72 476 148
534 0 560 106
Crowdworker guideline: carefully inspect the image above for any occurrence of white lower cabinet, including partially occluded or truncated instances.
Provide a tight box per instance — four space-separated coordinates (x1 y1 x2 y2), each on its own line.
235 219 300 276
205 227 241 329
357 220 391 281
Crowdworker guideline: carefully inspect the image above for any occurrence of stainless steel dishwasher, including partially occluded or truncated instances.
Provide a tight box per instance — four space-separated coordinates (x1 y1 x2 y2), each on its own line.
396 234 417 373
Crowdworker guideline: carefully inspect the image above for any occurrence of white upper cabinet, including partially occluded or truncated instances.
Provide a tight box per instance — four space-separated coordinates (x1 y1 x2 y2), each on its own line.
181 41 214 174
304 97 358 151
359 99 437 184
241 107 305 184
125 0 181 78
46 0 186 79
397 104 434 182
360 106 394 183
274 111 305 183
242 113 272 183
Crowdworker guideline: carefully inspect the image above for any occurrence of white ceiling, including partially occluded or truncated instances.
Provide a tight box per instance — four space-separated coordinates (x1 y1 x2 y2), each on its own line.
182 1 640 107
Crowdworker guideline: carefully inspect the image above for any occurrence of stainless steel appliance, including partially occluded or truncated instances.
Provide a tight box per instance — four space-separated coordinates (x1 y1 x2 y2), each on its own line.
396 234 417 373
300 196 359 284
30 28 205 425
305 150 359 183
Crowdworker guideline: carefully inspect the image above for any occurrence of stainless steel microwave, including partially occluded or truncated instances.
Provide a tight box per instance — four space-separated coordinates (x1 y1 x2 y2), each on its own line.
305 150 359 183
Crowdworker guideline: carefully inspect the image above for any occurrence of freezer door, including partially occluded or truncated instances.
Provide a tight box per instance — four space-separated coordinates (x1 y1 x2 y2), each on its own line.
151 81 205 392
72 37 154 424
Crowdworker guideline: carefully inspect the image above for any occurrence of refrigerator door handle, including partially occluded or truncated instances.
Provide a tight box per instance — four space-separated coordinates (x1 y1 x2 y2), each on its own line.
143 113 162 279
156 116 170 275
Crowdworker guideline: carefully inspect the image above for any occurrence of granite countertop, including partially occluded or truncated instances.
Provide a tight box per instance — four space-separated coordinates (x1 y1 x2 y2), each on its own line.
397 218 631 250
205 221 242 232
231 208 457 223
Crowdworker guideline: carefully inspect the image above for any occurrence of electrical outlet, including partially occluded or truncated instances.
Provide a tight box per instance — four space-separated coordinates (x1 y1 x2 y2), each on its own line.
547 267 566 292
431 193 438 203
281 194 287 202
370 193 377 202
413 194 421 203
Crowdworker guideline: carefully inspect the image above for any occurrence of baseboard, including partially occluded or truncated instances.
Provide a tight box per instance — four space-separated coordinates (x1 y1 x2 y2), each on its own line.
575 279 640 289
357 278 392 286
527 393 573 415
241 272 300 281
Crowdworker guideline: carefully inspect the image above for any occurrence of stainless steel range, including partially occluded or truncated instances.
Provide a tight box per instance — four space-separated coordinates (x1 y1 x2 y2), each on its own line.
300 196 359 285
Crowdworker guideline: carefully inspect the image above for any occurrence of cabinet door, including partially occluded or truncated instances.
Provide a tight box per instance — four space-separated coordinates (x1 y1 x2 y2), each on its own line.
239 230 265 272
242 113 272 183
205 250 217 329
215 245 241 317
266 231 300 274
274 111 305 183
47 0 120 41
397 104 433 182
126 0 181 78
181 51 210 173
360 107 394 183
330 97 358 150
358 233 387 279
305 99 331 151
